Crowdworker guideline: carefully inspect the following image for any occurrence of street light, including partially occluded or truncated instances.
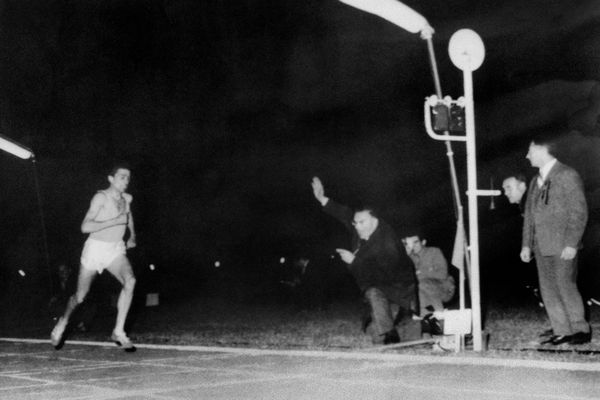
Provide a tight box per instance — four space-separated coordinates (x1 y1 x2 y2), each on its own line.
0 134 52 298
0 134 34 160
338 0 432 34
446 28 497 352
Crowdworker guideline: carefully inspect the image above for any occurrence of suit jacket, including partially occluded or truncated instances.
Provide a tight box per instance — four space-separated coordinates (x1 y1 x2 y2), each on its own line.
323 200 416 304
522 161 588 256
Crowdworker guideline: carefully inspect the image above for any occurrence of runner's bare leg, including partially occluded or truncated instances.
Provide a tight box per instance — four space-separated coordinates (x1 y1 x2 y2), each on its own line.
51 267 97 346
106 255 136 335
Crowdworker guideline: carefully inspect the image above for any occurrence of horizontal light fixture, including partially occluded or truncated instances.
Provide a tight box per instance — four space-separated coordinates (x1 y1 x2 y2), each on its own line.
338 0 431 34
0 134 34 160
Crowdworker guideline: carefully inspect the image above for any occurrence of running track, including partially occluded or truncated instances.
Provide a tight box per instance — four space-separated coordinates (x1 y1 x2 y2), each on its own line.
1 338 600 399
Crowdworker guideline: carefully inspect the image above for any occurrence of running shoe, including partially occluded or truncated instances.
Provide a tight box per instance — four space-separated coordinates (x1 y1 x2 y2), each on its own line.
50 318 67 350
111 331 137 353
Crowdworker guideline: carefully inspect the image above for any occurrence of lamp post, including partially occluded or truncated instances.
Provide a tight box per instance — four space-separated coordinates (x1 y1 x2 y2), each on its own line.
447 29 494 352
0 134 54 297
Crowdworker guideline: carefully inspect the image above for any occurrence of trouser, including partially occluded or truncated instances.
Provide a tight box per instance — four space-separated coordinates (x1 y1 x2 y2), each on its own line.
364 287 417 343
535 251 589 336
418 277 455 315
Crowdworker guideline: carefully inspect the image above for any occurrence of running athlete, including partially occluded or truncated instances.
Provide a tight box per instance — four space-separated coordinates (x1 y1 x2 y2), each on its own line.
51 164 137 352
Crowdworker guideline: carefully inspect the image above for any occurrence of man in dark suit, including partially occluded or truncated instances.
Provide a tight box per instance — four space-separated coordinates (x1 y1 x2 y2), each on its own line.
521 134 590 345
311 177 417 345
503 174 546 311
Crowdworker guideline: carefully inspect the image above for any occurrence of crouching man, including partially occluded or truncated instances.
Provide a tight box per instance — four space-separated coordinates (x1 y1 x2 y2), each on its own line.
311 177 417 344
402 234 455 316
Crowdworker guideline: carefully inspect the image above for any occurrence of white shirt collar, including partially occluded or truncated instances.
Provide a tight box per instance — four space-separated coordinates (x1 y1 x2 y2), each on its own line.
539 158 557 181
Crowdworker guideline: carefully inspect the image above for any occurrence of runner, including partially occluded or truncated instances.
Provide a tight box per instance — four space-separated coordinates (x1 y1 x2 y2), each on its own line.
50 163 137 352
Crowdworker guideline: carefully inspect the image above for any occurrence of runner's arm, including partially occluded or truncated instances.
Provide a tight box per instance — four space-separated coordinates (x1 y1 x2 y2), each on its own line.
126 208 136 249
81 192 127 233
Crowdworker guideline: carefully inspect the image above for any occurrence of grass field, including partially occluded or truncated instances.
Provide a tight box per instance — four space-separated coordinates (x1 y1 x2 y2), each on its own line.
4 290 600 363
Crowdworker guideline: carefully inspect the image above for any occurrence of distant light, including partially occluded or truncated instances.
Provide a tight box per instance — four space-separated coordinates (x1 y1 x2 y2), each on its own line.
279 257 285 264
18 269 26 277
149 264 155 271
214 261 221 268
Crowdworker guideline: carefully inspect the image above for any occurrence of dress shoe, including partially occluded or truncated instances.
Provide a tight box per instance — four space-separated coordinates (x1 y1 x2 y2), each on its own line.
540 335 571 345
383 329 401 345
569 331 591 345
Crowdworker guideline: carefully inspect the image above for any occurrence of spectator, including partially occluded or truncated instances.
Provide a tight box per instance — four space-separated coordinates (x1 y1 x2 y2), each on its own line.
502 174 528 214
503 173 544 309
402 234 455 316
521 134 590 345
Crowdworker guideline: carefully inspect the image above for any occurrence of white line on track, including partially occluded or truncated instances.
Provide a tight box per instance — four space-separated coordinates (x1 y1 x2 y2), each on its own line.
2 336 600 372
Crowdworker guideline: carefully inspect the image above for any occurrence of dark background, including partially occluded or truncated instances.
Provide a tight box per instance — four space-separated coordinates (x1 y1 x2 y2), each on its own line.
1 0 600 313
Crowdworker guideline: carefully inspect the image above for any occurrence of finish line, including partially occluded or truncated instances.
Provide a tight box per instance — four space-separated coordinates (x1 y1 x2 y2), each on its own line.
2 337 600 372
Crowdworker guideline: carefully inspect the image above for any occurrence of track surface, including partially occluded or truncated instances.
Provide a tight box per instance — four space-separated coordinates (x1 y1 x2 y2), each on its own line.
2 338 600 399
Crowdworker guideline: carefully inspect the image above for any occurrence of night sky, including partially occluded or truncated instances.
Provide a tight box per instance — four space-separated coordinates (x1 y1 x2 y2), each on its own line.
1 0 599 302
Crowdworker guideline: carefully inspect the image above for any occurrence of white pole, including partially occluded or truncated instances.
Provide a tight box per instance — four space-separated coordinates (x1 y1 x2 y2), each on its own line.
463 67 483 352
447 29 486 352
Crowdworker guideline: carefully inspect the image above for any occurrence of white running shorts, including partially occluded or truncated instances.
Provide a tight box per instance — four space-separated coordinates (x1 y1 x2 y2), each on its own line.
81 238 126 273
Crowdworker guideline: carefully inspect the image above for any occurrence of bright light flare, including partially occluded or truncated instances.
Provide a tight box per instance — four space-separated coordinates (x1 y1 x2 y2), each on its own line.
338 0 431 34
149 264 155 271
18 269 26 277
0 135 34 160
279 257 285 264
214 261 221 268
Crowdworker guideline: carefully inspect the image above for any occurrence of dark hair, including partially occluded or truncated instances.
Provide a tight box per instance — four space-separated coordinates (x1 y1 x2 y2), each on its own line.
400 229 424 240
354 204 378 219
108 161 131 177
531 132 558 156
504 173 527 184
